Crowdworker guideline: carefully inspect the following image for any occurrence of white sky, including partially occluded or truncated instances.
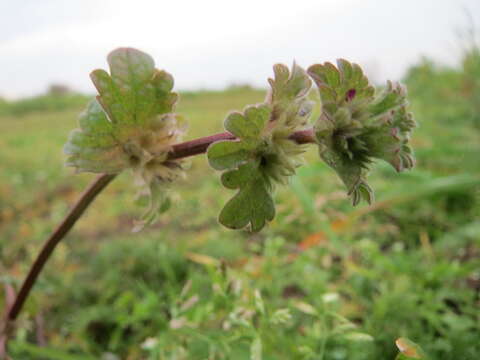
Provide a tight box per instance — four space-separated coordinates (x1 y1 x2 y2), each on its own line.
0 0 479 98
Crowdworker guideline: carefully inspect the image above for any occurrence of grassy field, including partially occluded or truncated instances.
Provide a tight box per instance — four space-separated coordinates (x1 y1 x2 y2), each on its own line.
0 50 479 359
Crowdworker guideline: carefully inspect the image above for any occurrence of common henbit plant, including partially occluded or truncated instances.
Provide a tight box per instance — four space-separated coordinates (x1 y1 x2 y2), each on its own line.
0 47 416 357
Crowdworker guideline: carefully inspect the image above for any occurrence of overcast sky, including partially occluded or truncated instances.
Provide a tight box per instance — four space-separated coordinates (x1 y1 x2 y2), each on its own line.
0 0 479 98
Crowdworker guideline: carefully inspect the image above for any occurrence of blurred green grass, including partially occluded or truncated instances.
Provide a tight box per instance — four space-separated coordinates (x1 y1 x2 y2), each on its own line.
0 50 479 359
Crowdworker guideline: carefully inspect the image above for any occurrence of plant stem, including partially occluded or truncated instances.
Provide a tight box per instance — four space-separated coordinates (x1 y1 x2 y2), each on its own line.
168 129 315 160
6 173 116 322
1 127 316 349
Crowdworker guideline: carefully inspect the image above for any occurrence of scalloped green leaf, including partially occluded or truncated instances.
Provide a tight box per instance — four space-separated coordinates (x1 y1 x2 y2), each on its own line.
208 105 271 171
368 80 407 116
91 48 156 127
268 63 312 107
218 161 275 232
207 140 252 171
89 48 177 135
361 106 416 172
224 105 270 140
64 99 129 173
308 59 374 117
207 104 275 231
268 62 313 134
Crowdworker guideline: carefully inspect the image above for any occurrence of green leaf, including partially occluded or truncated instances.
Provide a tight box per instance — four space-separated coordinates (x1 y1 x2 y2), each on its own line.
207 140 252 170
224 106 270 140
267 62 313 134
90 48 170 129
207 104 275 232
64 99 129 173
363 83 416 171
219 161 275 232
308 59 416 205
90 48 177 133
319 142 374 206
207 105 271 171
308 59 374 116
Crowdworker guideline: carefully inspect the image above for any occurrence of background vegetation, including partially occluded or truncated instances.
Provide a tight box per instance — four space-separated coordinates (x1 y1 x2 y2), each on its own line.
0 47 479 359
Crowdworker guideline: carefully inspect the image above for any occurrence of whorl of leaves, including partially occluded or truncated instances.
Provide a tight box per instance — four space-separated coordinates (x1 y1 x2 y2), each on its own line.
308 59 416 205
207 63 312 231
64 48 186 230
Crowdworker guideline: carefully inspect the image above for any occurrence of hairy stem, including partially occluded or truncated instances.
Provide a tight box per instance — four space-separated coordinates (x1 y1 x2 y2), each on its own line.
2 128 316 348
